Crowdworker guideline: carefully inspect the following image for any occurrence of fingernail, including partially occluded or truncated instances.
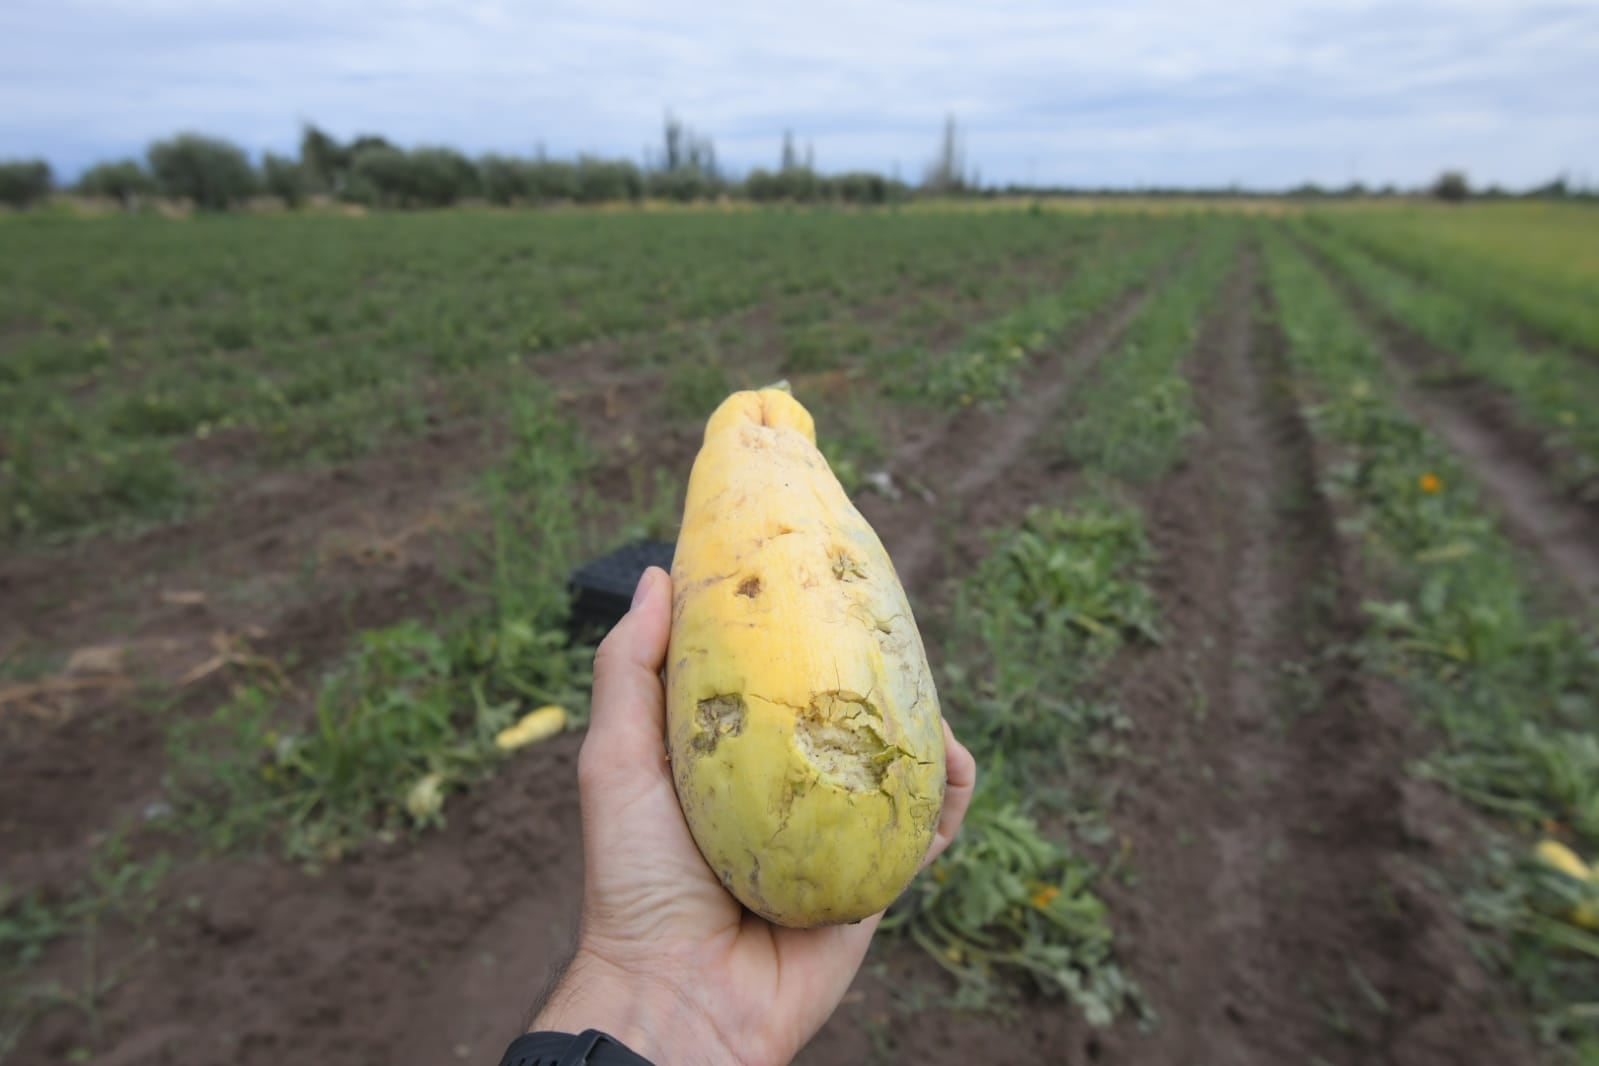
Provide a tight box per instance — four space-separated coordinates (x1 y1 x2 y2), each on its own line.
631 569 652 609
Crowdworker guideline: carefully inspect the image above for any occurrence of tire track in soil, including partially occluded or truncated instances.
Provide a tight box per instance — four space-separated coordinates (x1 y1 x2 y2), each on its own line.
871 267 1173 594
1098 254 1519 1066
1303 247 1599 617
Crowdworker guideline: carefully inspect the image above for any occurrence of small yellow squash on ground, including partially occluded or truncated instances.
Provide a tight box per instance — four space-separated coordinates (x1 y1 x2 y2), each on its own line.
667 387 945 927
494 705 568 751
1536 838 1599 930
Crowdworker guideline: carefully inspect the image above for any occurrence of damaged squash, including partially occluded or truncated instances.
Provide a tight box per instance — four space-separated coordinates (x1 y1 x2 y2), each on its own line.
666 387 945 927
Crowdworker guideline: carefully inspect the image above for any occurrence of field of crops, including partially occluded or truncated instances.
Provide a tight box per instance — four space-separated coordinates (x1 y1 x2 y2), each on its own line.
3 201 1598 1065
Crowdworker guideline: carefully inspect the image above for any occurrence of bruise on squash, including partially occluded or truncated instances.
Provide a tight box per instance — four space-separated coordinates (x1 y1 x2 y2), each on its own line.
692 694 747 753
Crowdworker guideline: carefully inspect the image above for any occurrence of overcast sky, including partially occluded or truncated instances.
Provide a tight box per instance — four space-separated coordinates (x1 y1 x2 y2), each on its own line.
3 0 1596 189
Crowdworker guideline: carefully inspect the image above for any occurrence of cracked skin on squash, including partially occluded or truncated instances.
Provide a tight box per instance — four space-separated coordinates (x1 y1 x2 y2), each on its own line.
666 387 945 928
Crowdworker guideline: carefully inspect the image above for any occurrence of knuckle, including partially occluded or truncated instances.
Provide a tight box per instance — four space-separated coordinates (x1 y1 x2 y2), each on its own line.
592 628 626 676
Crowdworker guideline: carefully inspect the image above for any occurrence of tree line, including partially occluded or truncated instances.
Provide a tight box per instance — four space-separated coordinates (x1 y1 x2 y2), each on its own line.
0 115 914 211
3 112 1590 211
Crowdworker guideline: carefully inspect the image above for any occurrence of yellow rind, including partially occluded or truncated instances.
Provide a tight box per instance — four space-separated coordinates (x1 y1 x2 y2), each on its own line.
667 388 944 927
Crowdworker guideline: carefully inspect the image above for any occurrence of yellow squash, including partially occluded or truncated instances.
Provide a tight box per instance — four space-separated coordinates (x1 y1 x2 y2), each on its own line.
1536 839 1599 929
494 705 568 751
666 387 945 927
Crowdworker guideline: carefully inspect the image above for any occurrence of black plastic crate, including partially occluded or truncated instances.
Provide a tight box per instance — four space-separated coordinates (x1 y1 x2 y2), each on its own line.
568 539 676 635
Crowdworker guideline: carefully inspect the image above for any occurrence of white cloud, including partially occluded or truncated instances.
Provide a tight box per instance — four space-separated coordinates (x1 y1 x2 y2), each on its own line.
1 0 1595 187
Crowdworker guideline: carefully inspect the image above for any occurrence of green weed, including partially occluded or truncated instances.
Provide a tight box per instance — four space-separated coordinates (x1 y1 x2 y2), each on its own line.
812 390 887 497
1 836 169 1061
2 426 188 539
910 221 1190 408
943 501 1157 758
886 790 1144 1024
665 359 733 421
1060 225 1237 479
890 496 1159 1024
165 384 593 862
783 323 844 373
617 466 683 545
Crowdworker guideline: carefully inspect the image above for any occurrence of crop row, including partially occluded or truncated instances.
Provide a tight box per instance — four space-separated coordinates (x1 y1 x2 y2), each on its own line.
1300 223 1599 496
888 221 1238 1021
1312 207 1599 355
880 217 1192 409
1263 232 1599 1051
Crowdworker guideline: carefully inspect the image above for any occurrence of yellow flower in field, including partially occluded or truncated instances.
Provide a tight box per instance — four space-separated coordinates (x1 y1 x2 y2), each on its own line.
931 865 948 884
943 946 964 963
1419 473 1443 495
959 393 974 407
1030 884 1061 910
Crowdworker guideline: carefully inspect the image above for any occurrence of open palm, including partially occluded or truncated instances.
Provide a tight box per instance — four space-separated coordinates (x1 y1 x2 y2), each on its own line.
534 567 975 1065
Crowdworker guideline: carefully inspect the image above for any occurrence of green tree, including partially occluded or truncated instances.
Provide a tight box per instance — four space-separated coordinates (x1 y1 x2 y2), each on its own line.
299 123 348 192
527 160 579 202
147 134 256 209
835 171 894 204
651 168 708 202
653 112 718 199
479 154 529 205
262 152 307 207
346 146 478 208
407 147 478 206
575 157 643 203
77 159 153 208
745 168 779 201
349 146 412 206
923 113 967 195
348 134 396 157
0 159 53 209
1431 170 1470 203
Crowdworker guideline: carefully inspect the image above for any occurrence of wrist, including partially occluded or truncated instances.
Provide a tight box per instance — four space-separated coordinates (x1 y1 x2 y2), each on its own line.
532 947 740 1066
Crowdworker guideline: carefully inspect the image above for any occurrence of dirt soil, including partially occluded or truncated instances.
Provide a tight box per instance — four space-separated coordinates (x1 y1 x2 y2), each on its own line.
1088 258 1526 1065
2 246 1532 1066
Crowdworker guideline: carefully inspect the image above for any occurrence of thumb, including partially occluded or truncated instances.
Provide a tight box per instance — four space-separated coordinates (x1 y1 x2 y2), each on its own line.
580 566 673 784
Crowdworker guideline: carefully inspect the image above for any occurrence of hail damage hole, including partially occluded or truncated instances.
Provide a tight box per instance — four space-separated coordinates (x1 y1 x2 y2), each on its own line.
736 576 762 598
694 694 747 753
793 691 902 791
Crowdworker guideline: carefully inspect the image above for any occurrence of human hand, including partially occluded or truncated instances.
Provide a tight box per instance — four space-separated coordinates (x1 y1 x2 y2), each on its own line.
531 566 976 1066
